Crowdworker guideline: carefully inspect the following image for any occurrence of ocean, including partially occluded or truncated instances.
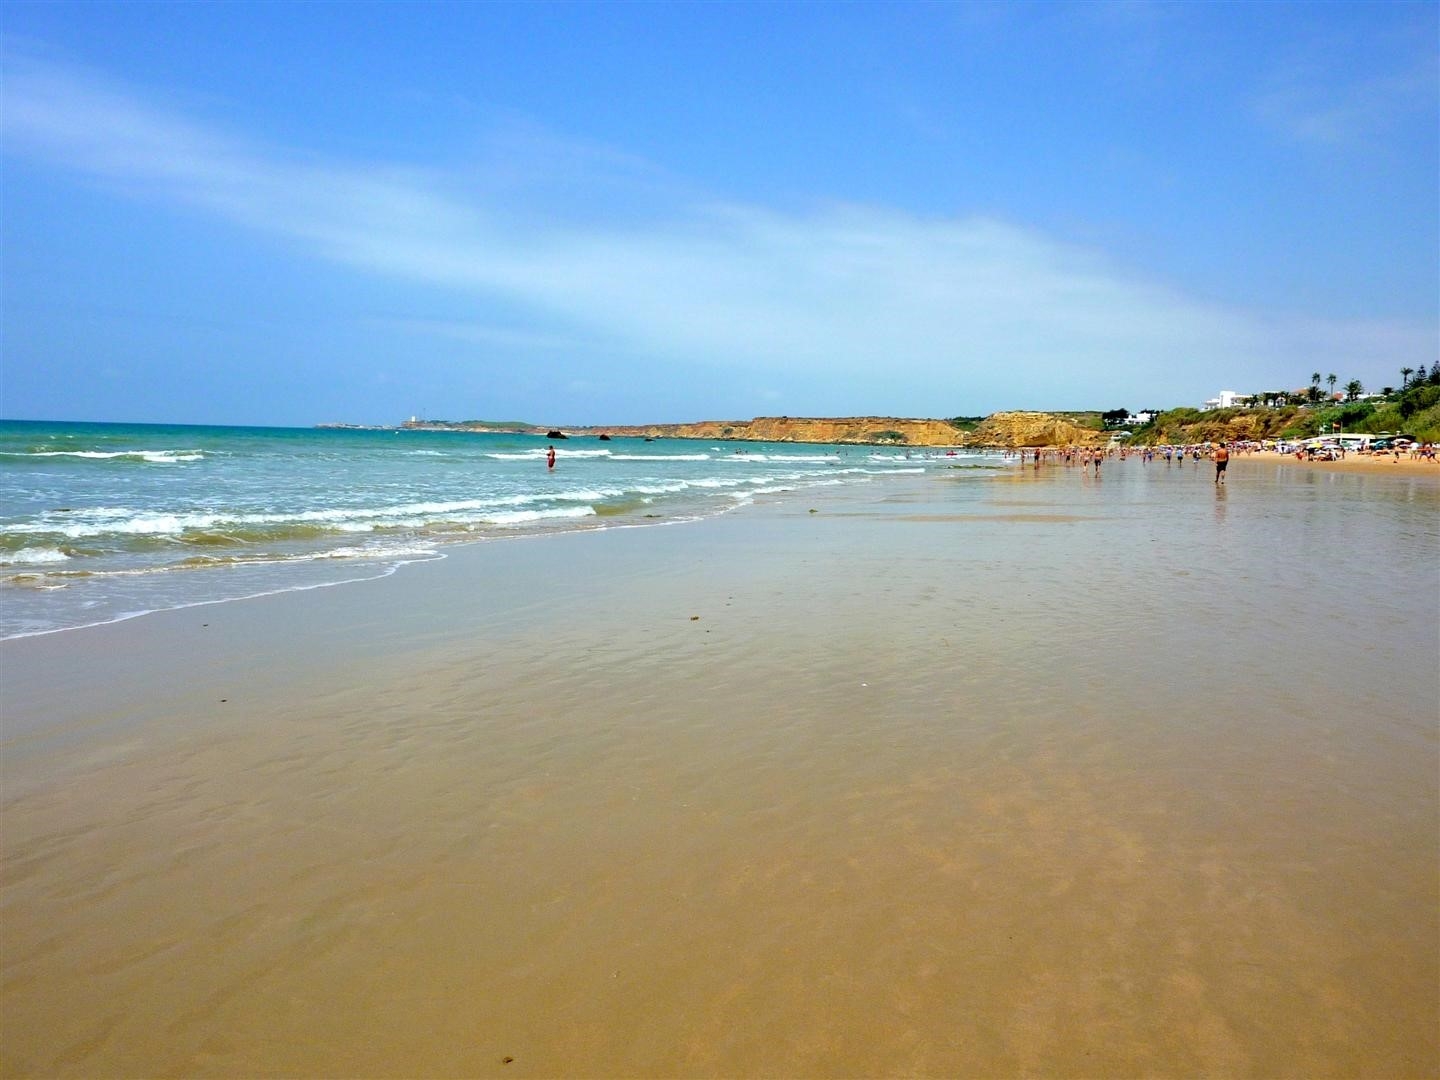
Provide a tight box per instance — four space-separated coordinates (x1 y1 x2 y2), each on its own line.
0 419 994 638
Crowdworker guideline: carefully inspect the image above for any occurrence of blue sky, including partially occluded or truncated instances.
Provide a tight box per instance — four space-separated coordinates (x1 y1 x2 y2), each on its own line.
2 0 1436 427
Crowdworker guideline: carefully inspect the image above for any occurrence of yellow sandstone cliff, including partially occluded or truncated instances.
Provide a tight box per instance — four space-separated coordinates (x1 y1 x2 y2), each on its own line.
410 412 1109 447
966 412 1106 448
592 416 969 445
585 412 1105 448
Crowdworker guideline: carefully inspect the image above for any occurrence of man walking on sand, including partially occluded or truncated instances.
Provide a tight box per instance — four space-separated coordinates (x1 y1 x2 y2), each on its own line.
1214 443 1229 484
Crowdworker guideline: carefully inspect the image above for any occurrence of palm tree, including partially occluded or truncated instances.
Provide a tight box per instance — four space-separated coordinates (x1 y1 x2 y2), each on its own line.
1344 379 1363 402
1400 367 1414 389
1327 373 1337 398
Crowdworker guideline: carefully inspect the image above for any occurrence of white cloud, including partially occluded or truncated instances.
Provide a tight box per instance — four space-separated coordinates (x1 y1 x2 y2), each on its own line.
379 317 594 353
1255 33 1439 148
3 55 1434 414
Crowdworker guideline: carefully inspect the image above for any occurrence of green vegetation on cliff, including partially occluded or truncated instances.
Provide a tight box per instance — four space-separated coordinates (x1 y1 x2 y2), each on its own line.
946 416 985 432
1053 411 1105 431
1363 384 1440 440
1131 406 1302 444
1130 383 1440 445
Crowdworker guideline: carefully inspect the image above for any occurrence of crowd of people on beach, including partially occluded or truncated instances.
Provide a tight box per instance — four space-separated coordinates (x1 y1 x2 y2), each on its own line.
1277 439 1437 462
996 436 1438 485
1002 439 1436 464
1001 444 1230 481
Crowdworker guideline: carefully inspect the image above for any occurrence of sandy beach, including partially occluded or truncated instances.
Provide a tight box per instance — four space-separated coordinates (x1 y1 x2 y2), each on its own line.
2 455 1437 1078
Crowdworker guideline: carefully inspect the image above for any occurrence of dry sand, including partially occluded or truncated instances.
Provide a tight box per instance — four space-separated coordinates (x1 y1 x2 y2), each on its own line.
2 460 1437 1078
1246 448 1440 476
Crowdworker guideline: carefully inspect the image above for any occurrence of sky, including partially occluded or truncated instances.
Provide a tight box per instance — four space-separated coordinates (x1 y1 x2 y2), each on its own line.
1 1 1436 428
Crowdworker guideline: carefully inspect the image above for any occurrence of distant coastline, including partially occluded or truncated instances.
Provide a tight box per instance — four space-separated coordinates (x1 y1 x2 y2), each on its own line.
328 412 1113 448
317 398 1440 451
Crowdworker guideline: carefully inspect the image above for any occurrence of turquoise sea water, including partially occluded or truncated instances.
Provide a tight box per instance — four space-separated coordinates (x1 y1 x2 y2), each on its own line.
0 420 996 637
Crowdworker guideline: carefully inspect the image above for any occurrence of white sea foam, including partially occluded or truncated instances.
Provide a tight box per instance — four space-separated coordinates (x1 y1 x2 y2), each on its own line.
686 477 750 490
632 481 689 495
486 448 614 460
3 461 933 543
6 492 631 538
610 453 712 461
20 449 204 464
111 513 221 535
483 506 597 525
1 419 979 638
47 542 445 577
313 542 442 560
551 488 625 502
1 546 71 566
735 477 845 500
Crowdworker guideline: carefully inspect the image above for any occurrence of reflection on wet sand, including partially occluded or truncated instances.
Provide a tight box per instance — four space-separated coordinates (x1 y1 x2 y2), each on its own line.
887 521 1088 529
2 459 1436 1077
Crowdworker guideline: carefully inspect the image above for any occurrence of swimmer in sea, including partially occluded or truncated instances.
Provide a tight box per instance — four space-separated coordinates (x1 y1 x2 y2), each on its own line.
546 445 556 470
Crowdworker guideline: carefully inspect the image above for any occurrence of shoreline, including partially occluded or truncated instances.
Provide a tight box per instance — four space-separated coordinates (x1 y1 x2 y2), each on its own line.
3 461 1436 1077
9 449 1434 644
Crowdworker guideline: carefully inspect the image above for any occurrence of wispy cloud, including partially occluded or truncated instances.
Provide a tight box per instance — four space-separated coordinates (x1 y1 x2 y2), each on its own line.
1255 31 1439 148
379 317 595 353
3 55 1433 412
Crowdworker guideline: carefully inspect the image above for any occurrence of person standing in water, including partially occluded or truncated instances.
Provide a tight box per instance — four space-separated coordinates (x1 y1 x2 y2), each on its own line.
546 445 556 470
1213 443 1229 484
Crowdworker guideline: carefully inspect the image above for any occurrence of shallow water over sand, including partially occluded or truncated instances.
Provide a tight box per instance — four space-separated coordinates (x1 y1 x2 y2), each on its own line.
2 458 1436 1077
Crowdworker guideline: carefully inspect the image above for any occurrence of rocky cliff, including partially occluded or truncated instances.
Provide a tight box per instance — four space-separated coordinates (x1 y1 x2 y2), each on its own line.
965 412 1107 448
588 416 969 446
579 412 1106 447
412 412 1108 447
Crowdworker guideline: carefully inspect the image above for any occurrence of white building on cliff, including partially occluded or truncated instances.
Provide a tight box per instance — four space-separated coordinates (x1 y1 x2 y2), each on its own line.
1202 390 1246 410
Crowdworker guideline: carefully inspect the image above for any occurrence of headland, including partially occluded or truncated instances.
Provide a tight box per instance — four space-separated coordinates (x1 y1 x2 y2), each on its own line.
397 411 1113 447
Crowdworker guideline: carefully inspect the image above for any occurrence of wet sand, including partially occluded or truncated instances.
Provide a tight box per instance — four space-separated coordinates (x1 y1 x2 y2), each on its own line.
2 458 1437 1078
